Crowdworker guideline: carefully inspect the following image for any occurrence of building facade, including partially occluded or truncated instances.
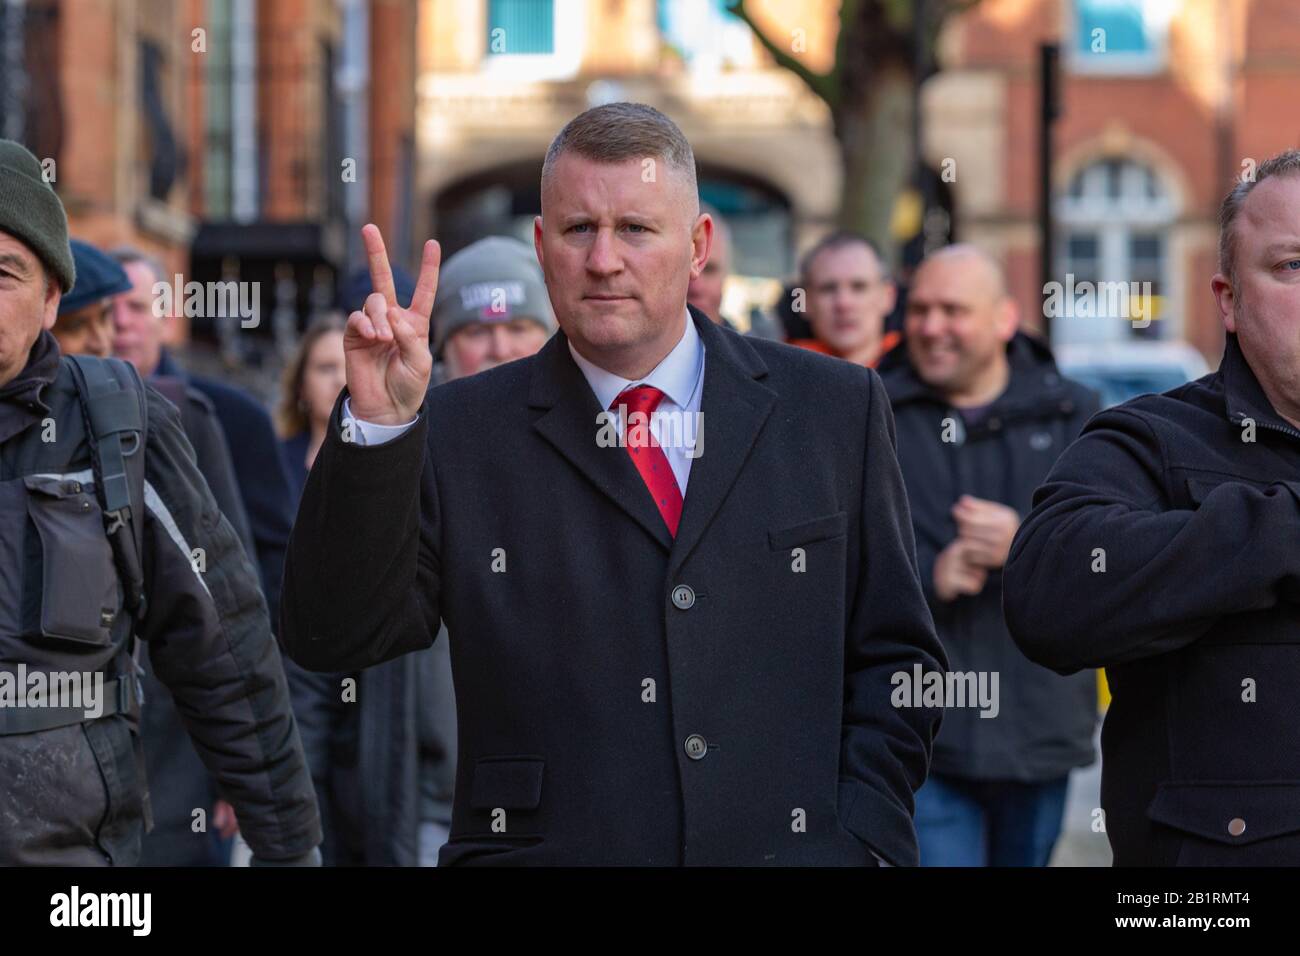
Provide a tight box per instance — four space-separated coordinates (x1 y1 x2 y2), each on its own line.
0 0 418 386
929 0 1300 360
421 0 1300 362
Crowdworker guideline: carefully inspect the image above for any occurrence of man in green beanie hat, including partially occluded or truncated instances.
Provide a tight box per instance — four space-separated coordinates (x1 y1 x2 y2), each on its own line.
0 138 75 387
0 138 322 866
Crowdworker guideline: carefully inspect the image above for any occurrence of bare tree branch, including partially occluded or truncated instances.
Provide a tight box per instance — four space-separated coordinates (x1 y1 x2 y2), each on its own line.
727 0 837 106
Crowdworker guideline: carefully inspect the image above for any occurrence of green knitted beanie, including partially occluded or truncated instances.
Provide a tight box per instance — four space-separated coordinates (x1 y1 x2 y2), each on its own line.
0 138 76 292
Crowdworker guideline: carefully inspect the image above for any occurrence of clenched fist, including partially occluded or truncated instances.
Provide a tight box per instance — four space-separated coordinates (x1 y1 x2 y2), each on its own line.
344 224 441 425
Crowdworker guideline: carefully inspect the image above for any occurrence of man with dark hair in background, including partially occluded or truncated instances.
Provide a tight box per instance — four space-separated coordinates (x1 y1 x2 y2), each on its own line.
789 231 901 368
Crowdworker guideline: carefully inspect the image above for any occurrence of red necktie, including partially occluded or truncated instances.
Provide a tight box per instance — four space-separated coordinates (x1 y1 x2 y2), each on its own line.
612 385 683 537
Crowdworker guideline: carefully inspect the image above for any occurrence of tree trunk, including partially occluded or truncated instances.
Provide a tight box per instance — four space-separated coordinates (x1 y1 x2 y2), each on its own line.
834 65 915 266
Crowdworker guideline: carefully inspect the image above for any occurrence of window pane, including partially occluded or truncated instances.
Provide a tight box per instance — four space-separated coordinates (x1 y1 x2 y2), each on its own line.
1130 234 1162 264
1075 0 1150 55
488 0 554 55
1067 233 1100 266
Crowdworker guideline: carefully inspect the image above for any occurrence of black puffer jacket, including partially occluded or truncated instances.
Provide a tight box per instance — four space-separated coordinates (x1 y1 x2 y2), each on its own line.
881 333 1101 783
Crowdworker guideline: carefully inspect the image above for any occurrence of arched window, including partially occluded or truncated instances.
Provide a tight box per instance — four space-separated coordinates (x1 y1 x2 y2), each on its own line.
1056 158 1177 343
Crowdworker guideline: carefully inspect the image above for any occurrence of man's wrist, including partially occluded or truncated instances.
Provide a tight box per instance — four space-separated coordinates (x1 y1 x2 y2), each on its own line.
348 402 416 427
340 397 419 447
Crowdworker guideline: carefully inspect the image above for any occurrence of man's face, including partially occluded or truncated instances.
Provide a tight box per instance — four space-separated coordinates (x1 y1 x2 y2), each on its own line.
805 244 896 355
534 152 710 375
905 254 1015 394
687 219 728 323
53 301 114 357
0 232 59 386
112 260 166 376
443 318 549 381
1213 173 1300 420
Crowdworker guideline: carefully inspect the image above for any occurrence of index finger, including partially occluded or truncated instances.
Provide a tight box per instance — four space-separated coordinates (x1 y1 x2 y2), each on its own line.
362 224 397 307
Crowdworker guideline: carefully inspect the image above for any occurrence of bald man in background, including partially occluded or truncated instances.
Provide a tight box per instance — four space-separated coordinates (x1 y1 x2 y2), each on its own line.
880 245 1100 866
687 204 782 340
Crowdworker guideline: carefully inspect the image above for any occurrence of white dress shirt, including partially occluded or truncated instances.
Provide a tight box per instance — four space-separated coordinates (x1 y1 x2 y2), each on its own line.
342 308 706 496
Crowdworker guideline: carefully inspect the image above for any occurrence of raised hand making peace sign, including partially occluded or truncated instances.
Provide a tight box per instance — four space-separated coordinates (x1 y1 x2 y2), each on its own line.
344 224 441 425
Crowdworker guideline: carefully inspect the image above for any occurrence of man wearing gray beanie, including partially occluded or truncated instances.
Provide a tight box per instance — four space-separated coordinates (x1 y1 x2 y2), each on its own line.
431 235 556 381
0 137 322 866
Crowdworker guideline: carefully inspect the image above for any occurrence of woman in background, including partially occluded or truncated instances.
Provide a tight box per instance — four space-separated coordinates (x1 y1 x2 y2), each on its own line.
277 316 347 500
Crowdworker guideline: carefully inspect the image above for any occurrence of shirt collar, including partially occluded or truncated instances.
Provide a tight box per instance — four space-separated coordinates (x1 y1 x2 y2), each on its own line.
568 308 702 411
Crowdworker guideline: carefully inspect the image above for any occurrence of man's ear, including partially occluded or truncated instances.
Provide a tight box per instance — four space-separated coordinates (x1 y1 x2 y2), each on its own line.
40 278 61 331
533 216 545 271
881 279 898 316
997 297 1019 342
690 212 713 280
1211 273 1237 333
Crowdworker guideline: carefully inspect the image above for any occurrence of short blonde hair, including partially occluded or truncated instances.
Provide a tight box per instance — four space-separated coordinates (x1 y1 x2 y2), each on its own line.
541 102 698 214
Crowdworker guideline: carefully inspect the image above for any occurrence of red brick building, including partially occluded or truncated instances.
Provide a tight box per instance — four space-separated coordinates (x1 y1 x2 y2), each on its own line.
0 0 418 368
929 0 1300 362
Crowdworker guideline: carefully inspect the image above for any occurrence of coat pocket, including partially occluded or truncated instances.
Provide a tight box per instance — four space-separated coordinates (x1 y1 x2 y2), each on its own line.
1148 781 1300 866
768 511 848 551
22 475 121 648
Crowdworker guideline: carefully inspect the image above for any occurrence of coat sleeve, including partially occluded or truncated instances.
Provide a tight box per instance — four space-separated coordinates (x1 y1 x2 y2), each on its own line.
910 521 946 614
839 371 948 868
1004 405 1300 674
279 390 442 672
136 387 322 860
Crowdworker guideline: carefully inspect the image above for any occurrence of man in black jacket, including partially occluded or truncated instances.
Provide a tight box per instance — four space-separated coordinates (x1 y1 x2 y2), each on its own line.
0 137 320 865
281 102 946 866
1005 149 1300 866
882 245 1100 866
55 238 256 865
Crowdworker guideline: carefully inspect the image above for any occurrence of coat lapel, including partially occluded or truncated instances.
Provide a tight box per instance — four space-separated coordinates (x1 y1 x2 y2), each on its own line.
528 307 776 561
529 328 675 552
668 308 776 575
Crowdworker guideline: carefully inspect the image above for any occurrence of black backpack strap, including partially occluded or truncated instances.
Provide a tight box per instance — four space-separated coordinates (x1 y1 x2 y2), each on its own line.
65 356 150 723
65 355 149 618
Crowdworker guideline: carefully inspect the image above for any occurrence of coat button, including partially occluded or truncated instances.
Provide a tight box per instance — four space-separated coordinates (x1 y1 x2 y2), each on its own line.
1228 817 1246 837
671 585 695 610
684 734 708 760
